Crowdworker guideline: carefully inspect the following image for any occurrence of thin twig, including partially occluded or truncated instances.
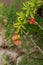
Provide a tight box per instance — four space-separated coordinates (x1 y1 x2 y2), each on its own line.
31 38 43 54
22 30 43 54
38 24 43 31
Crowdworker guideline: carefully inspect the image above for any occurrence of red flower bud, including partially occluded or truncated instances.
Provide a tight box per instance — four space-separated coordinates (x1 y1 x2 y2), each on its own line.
29 18 35 24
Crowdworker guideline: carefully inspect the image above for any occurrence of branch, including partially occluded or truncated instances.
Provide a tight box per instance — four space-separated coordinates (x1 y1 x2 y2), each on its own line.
31 38 43 54
38 24 43 31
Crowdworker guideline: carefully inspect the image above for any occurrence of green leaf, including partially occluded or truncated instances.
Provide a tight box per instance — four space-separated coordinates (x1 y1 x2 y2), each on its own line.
3 54 9 61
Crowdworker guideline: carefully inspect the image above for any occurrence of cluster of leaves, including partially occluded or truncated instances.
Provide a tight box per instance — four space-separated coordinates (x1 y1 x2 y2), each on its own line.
13 0 43 34
9 0 43 65
0 0 43 40
0 0 43 65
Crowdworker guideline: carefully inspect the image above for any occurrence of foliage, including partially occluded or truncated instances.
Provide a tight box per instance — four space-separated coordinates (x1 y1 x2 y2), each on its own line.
0 0 43 65
0 1 19 40
3 54 10 65
14 0 43 33
3 54 10 61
